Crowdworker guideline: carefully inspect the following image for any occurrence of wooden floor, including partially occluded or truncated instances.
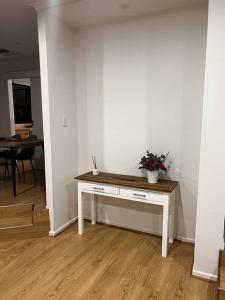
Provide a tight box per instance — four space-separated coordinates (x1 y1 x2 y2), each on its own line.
0 161 46 211
218 250 225 299
0 162 49 240
0 162 216 299
0 221 216 300
220 251 225 289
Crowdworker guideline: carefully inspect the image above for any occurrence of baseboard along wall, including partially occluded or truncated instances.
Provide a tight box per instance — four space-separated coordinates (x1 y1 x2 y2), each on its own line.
49 216 219 281
192 269 217 282
49 217 78 237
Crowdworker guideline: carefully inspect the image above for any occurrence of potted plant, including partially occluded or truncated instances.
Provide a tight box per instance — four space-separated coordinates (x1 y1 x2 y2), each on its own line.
139 151 169 184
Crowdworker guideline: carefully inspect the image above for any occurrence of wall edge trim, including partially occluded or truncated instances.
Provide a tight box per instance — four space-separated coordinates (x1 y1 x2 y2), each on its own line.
49 217 78 237
85 215 195 244
192 268 217 281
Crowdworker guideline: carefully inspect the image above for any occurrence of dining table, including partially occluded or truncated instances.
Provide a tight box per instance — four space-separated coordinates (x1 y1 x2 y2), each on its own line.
0 138 44 196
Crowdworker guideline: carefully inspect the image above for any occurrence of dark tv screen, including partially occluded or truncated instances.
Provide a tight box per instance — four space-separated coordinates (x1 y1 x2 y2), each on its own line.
13 83 32 124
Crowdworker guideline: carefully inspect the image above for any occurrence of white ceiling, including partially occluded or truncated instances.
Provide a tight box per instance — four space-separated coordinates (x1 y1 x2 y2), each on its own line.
0 5 39 60
0 0 83 10
0 0 208 61
46 0 208 29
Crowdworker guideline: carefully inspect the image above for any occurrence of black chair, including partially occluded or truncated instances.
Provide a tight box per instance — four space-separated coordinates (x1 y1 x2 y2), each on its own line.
2 135 37 182
11 134 21 140
0 136 21 181
0 139 7 179
0 135 20 160
3 157 21 181
0 137 7 157
16 135 37 181
16 147 36 180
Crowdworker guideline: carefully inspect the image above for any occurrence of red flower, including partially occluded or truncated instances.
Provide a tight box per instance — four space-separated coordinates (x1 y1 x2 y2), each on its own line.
159 163 166 171
147 160 155 171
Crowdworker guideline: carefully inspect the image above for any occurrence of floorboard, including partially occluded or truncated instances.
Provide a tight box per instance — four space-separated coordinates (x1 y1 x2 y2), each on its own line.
0 222 216 300
0 162 216 299
220 251 225 289
0 161 46 211
0 162 49 240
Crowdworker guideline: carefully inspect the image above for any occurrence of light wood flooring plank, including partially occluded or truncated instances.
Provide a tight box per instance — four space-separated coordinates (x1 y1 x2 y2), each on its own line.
0 222 216 300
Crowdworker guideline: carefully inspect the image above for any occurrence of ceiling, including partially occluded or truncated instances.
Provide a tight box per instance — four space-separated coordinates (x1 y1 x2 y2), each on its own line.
0 0 208 61
0 5 39 60
0 0 83 10
45 0 208 29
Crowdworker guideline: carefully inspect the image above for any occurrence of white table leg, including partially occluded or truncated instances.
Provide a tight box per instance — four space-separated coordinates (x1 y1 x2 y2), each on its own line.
91 194 96 225
162 201 169 257
169 191 175 244
78 185 84 235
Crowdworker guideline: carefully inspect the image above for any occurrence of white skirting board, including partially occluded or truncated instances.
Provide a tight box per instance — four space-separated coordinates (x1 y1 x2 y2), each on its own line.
49 217 78 237
48 215 194 243
192 269 217 281
84 215 195 244
49 215 218 281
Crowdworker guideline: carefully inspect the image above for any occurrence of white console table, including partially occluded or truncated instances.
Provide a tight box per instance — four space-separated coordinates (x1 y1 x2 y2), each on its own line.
75 172 178 257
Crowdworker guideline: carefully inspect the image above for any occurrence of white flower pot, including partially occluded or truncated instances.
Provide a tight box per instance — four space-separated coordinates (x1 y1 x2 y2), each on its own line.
147 170 159 184
93 168 100 176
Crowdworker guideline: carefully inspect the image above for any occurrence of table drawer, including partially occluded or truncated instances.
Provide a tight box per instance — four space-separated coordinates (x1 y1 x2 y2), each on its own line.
81 182 118 195
119 187 166 203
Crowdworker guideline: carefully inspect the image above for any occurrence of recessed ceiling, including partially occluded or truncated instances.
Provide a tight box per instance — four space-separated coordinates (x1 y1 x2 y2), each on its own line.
0 5 39 60
46 0 208 29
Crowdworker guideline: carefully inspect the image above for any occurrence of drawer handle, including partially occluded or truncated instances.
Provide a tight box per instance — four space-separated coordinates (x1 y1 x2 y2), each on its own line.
93 187 104 191
133 193 146 198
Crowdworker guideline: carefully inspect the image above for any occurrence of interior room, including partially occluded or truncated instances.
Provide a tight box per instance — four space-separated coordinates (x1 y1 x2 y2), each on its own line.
0 4 47 236
0 0 224 299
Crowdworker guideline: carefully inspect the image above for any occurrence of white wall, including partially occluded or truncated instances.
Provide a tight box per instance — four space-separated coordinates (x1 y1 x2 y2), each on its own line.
7 80 15 136
193 0 225 281
74 6 208 241
38 12 77 233
31 77 43 139
0 79 11 137
31 76 44 168
0 76 43 139
0 57 40 137
0 56 39 78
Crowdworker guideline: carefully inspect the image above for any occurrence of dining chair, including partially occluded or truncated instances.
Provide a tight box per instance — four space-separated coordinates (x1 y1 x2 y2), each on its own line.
0 139 7 179
0 136 21 181
15 135 37 181
1 134 37 182
3 159 21 181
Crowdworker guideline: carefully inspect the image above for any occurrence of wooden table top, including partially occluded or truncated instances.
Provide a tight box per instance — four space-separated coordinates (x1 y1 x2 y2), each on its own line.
75 171 178 193
0 138 44 149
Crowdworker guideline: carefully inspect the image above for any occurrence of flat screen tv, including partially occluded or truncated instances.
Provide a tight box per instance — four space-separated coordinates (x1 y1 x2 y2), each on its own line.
13 83 32 125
